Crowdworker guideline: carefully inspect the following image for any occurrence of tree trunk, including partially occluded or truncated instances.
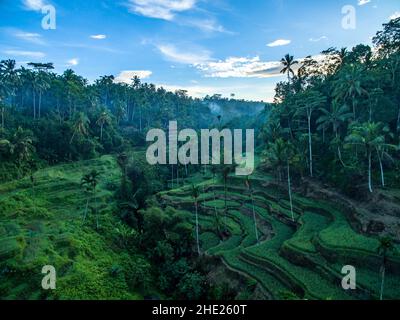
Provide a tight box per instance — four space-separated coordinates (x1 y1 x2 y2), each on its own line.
307 113 313 177
380 265 385 301
287 161 294 221
139 106 142 132
397 105 400 132
95 190 99 230
377 149 385 187
38 90 42 118
33 90 36 119
195 202 200 255
368 150 373 193
100 124 103 141
224 179 228 230
1 107 4 129
251 192 259 244
83 197 89 223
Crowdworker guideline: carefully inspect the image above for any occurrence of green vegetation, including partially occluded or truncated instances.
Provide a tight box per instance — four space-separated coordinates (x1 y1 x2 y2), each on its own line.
1 18 400 300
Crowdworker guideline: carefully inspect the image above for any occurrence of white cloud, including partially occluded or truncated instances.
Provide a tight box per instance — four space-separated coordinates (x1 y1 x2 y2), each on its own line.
127 0 196 21
114 70 153 84
3 50 45 58
198 56 283 78
90 34 107 40
358 0 371 6
184 19 232 34
23 0 46 11
267 39 291 47
67 58 79 66
157 44 211 65
156 44 286 78
309 36 328 42
14 31 45 45
389 11 400 20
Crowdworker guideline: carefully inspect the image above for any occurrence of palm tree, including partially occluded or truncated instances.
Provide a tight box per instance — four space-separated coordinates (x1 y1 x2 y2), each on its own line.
191 184 201 255
246 176 259 244
0 59 18 126
27 62 54 119
317 102 353 166
96 110 111 141
345 122 394 193
267 138 295 221
70 112 90 144
295 90 327 177
36 71 50 118
377 237 395 300
0 83 8 129
12 127 35 166
333 65 368 120
280 54 298 82
81 170 101 228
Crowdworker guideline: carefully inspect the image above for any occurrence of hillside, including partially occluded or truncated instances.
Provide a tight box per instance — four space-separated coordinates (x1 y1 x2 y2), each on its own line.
0 155 145 300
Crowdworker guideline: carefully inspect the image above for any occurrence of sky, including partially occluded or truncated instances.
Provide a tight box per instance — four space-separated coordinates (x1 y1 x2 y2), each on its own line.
0 0 399 102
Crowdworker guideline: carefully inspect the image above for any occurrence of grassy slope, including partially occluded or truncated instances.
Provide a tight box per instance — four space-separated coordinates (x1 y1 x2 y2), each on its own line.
0 155 142 300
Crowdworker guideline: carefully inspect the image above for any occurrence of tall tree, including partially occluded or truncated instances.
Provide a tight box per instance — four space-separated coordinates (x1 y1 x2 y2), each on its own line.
191 184 201 255
295 90 327 177
96 110 111 141
377 237 395 300
345 122 392 193
70 112 90 144
280 54 298 82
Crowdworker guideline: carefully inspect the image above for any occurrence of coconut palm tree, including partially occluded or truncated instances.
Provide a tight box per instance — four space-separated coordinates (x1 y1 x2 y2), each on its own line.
96 110 111 141
317 102 353 166
267 138 295 221
81 170 101 228
12 127 35 166
191 184 201 255
246 176 259 244
333 65 368 120
345 122 394 193
295 90 327 177
377 237 395 300
70 112 90 144
280 54 298 82
27 62 54 119
0 59 18 126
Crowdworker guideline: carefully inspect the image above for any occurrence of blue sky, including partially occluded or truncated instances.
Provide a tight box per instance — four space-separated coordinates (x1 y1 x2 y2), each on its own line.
0 0 399 102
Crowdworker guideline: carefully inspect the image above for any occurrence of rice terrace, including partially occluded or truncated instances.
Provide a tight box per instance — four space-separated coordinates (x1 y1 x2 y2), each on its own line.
0 0 400 304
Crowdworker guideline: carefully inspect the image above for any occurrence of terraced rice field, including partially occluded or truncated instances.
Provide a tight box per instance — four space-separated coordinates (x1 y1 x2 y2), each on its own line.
158 172 400 300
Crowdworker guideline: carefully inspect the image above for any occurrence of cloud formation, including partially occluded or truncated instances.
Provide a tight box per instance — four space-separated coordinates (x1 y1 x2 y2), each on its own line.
23 0 46 11
267 39 291 47
309 36 328 42
197 56 283 78
127 0 196 21
358 0 371 6
157 44 211 65
90 34 107 40
14 31 45 45
67 58 79 66
114 70 153 84
3 50 45 58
